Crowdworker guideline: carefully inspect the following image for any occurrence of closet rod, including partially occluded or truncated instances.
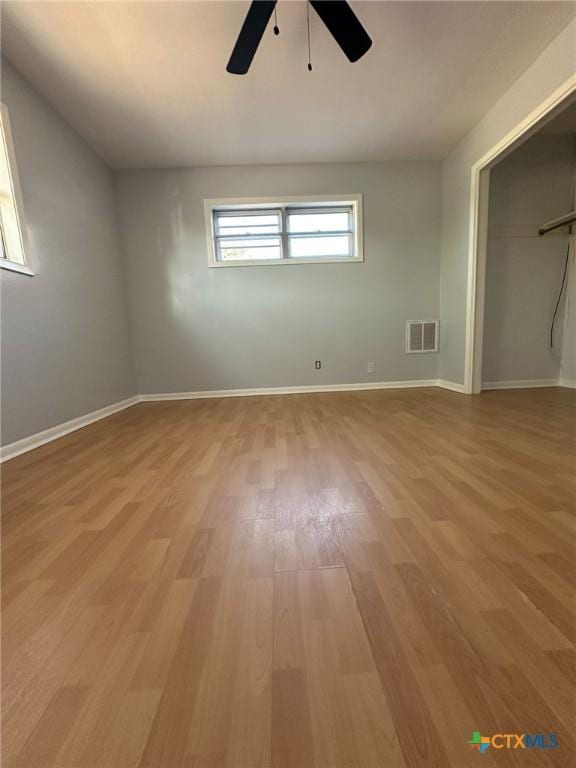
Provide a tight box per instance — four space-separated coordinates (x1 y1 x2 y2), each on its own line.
539 210 576 236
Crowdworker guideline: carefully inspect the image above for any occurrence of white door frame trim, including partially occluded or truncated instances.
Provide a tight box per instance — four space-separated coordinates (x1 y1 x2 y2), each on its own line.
464 74 576 394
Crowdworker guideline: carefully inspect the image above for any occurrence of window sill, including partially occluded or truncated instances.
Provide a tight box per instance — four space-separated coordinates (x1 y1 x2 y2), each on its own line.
0 259 34 276
209 256 363 268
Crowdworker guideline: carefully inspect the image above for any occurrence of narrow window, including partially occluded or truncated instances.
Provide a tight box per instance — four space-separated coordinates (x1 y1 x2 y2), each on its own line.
0 105 31 275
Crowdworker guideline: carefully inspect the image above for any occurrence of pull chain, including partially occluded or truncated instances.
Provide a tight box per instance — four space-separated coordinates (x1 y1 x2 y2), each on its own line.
273 6 279 35
307 1 312 71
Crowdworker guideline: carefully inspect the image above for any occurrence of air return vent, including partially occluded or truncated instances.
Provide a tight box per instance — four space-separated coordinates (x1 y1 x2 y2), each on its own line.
406 320 439 353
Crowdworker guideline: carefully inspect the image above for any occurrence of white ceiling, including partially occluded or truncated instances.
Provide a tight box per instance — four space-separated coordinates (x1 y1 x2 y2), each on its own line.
2 1 575 168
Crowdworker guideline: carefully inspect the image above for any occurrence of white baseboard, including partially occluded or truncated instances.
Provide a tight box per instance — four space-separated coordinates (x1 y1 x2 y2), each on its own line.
0 378 478 463
139 380 440 402
0 396 139 463
436 379 467 394
6 375 571 463
482 379 559 390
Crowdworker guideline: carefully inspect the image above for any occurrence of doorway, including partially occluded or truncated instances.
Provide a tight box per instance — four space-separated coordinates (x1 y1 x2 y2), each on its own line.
464 79 576 393
481 117 575 389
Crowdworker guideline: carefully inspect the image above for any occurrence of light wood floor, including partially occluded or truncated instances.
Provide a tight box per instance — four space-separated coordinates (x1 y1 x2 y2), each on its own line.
2 388 575 768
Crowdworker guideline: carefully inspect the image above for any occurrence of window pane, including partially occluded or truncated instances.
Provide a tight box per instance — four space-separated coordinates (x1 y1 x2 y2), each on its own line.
217 236 281 261
215 212 280 236
0 112 26 266
287 210 350 233
288 234 352 259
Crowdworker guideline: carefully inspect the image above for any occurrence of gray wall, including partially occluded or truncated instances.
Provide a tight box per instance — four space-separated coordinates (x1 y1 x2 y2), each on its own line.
439 19 576 386
1 60 136 446
115 163 441 394
482 134 575 383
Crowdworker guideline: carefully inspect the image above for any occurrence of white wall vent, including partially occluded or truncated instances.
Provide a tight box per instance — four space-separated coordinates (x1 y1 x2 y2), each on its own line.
406 320 439 353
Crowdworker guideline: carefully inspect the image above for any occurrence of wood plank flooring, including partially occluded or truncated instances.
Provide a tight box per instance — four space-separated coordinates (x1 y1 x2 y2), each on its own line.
2 387 575 767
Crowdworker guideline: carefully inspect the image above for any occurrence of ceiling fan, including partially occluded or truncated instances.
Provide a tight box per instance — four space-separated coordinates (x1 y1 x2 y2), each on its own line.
227 0 372 75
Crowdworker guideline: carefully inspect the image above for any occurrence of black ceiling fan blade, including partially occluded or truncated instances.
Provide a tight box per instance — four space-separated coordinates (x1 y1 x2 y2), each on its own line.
227 0 277 75
309 1 372 63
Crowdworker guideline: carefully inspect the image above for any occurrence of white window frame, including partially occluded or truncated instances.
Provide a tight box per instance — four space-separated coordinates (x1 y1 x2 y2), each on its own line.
204 194 363 267
0 104 33 276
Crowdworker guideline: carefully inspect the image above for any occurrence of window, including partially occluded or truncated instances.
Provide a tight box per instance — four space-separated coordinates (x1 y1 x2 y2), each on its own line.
0 104 32 275
205 195 363 267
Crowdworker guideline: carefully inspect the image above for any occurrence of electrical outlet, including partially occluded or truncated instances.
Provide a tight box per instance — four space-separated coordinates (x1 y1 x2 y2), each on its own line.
367 361 375 373
315 360 322 370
